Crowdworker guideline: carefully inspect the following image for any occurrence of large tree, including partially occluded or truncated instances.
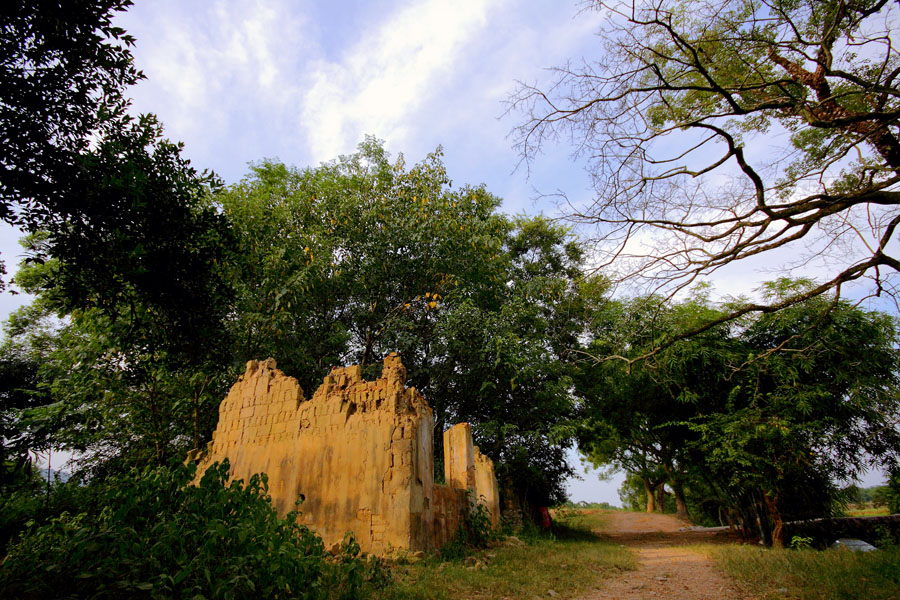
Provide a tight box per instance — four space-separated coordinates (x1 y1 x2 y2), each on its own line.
576 289 737 519
694 280 900 546
512 0 900 348
578 280 900 546
1 1 227 333
218 139 589 507
0 0 140 228
0 2 234 476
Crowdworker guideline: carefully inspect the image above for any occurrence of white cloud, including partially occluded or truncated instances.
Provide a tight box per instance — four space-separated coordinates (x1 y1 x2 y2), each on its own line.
116 0 314 177
114 0 607 187
298 0 502 162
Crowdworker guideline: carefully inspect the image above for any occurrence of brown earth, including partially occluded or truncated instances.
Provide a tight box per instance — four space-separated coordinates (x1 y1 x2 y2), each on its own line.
579 510 759 600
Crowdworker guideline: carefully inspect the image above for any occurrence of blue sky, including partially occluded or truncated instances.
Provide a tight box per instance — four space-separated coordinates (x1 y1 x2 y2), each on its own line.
0 0 891 500
112 0 601 207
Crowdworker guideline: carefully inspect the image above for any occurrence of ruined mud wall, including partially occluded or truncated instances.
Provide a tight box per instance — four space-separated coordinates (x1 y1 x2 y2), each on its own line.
443 423 501 528
195 354 500 554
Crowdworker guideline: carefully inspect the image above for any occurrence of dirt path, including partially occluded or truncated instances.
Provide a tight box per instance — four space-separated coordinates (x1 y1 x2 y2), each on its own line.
579 510 758 600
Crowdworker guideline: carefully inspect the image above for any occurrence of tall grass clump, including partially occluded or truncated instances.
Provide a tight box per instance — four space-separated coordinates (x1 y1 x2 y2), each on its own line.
711 544 900 600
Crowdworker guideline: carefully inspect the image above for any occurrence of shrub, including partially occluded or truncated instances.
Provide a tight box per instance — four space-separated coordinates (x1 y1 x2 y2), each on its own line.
887 469 900 514
0 460 380 599
440 495 498 560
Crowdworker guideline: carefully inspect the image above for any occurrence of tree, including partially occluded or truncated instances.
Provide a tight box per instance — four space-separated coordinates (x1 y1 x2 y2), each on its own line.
38 113 231 355
5 223 233 477
217 139 510 395
218 139 589 508
0 324 51 492
887 468 900 513
511 0 900 348
0 0 141 228
429 216 589 506
1 2 228 342
577 280 900 545
697 280 900 546
0 93 235 476
576 289 737 519
1 2 234 474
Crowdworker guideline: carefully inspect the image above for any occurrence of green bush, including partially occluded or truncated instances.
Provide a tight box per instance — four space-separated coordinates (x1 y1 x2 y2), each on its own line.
440 495 498 560
887 469 900 514
0 470 100 555
0 485 45 551
0 460 383 599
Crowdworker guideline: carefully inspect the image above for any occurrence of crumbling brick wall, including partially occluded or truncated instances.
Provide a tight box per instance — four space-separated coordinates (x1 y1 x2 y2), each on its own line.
193 353 499 554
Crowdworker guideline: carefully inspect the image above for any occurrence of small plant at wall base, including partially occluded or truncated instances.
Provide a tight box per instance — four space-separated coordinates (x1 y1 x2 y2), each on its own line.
465 495 497 548
440 496 499 560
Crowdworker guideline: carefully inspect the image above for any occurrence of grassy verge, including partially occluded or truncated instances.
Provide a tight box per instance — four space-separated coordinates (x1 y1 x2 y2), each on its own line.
551 507 615 532
844 506 890 517
709 544 900 600
367 511 636 600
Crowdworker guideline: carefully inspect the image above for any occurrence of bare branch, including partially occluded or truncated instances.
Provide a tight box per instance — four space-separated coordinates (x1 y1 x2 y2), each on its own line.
509 0 900 357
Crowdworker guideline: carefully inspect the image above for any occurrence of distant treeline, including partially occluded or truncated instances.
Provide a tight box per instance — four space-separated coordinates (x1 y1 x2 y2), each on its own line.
850 485 897 508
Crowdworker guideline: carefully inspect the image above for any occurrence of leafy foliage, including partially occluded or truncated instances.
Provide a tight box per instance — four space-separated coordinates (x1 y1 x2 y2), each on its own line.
0 0 141 227
0 2 234 478
887 469 900 514
578 280 900 545
0 460 382 599
6 226 232 476
40 113 231 354
218 139 589 507
440 495 498 560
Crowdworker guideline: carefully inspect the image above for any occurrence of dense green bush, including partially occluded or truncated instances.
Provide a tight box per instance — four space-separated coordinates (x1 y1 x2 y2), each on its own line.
0 460 383 599
887 469 900 514
0 469 100 555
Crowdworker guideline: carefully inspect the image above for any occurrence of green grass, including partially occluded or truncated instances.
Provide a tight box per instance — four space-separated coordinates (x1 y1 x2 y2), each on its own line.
366 511 636 600
710 544 900 600
844 505 891 517
551 507 614 531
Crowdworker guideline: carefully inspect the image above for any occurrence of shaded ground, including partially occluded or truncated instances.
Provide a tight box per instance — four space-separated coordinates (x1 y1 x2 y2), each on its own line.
579 510 758 600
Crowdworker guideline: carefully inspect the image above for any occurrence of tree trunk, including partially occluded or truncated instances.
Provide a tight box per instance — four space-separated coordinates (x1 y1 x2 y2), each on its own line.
752 494 772 547
664 464 690 521
643 477 656 513
673 484 690 521
733 499 753 541
362 330 373 368
655 483 666 513
762 491 785 548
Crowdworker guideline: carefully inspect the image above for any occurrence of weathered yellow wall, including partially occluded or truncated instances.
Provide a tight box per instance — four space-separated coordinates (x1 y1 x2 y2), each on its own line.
195 354 499 554
444 423 501 528
443 423 475 490
474 448 501 527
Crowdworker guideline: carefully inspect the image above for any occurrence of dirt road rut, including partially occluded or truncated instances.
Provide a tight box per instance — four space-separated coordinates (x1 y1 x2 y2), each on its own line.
579 511 756 600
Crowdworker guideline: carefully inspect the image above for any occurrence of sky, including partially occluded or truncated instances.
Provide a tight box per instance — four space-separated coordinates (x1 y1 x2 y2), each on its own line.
0 0 891 502
112 0 602 206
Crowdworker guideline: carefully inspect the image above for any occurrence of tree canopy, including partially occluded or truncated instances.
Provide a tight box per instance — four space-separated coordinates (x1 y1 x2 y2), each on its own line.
217 139 591 506
2 137 593 507
0 1 141 228
577 280 900 546
0 1 231 479
512 0 900 347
